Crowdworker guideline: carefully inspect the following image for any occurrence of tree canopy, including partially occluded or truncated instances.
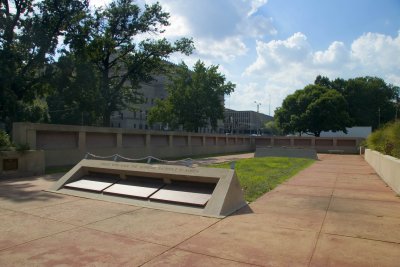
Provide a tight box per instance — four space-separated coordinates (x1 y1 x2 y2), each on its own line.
275 84 352 137
276 75 399 136
48 0 194 126
314 75 399 129
148 60 235 132
0 0 89 130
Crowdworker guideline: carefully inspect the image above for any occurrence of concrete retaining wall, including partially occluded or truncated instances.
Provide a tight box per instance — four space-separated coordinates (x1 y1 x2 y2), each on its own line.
0 150 45 178
12 123 253 167
365 149 400 194
12 123 364 168
254 136 363 154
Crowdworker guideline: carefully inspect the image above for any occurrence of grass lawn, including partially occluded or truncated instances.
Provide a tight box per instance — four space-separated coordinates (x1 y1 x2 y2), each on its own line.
212 157 315 202
45 165 74 175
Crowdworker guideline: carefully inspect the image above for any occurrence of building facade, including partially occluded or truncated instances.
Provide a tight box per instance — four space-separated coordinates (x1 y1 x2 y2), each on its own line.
110 75 168 131
223 109 273 135
110 75 225 133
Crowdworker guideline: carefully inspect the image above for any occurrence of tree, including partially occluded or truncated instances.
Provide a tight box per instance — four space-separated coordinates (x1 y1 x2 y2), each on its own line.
52 0 194 126
0 0 89 131
148 60 235 132
343 77 397 129
314 75 398 129
263 120 283 136
275 84 352 137
47 55 102 125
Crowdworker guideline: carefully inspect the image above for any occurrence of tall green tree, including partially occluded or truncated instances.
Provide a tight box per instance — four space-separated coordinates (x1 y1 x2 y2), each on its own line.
343 77 397 129
0 0 89 131
275 85 352 137
148 60 235 132
47 56 102 125
52 0 194 126
314 75 398 129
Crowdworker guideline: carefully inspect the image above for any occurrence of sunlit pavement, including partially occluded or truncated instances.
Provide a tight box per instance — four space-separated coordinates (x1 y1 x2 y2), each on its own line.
0 154 399 266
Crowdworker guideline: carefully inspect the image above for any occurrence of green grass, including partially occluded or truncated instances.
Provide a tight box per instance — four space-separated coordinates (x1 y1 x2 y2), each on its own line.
45 165 74 175
211 157 315 202
366 121 400 159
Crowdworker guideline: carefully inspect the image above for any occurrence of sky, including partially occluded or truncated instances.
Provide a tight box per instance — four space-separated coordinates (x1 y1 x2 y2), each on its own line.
91 0 400 116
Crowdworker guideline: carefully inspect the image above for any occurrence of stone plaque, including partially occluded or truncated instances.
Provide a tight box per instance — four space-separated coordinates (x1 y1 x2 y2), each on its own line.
64 176 119 192
104 179 164 198
3 158 18 171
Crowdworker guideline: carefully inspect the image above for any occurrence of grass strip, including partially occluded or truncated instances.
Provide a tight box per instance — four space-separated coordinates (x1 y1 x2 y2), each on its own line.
211 157 315 202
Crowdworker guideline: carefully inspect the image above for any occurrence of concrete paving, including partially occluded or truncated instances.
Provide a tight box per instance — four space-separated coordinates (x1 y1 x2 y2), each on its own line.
0 154 399 266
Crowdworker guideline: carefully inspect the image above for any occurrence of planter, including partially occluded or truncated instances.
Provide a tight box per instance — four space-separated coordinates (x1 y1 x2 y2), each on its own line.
364 149 400 195
0 150 45 178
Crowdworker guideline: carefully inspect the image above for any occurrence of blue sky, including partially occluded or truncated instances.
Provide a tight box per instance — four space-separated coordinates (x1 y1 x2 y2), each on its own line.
92 0 400 115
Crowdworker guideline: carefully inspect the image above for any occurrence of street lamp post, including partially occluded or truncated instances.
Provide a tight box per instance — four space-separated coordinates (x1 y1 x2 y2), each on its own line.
254 101 261 113
254 101 261 135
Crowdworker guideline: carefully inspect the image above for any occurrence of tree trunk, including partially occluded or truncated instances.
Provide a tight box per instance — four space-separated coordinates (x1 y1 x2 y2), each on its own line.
102 109 111 127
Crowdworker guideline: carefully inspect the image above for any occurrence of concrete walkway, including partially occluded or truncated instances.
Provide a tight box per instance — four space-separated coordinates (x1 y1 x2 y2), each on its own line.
0 154 399 266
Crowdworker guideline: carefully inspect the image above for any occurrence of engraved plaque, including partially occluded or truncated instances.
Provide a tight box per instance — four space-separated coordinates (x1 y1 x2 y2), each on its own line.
104 179 164 198
64 176 119 192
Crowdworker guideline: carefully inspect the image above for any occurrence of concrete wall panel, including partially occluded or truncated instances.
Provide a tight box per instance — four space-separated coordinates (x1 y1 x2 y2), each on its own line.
37 131 78 150
87 133 116 148
122 134 146 147
365 149 400 194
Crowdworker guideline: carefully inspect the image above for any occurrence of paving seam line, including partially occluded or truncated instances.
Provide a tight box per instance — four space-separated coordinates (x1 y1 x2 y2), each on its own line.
307 172 338 267
0 225 80 253
137 216 262 267
322 232 400 245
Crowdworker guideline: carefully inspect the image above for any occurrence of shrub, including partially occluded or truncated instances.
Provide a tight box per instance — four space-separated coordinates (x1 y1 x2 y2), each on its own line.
16 143 31 152
366 121 400 159
0 130 13 150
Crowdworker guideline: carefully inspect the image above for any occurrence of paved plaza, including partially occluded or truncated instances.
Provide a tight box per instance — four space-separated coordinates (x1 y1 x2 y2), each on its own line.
0 154 399 266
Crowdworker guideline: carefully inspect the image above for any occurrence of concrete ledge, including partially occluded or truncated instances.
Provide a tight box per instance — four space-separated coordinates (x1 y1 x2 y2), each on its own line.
49 159 247 218
0 150 45 178
365 149 400 194
254 147 318 160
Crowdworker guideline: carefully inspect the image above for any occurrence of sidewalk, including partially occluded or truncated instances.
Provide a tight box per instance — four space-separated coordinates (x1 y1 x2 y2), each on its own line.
0 154 399 266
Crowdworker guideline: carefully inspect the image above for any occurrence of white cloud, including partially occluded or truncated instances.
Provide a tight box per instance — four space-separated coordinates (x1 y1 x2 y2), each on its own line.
238 15 277 38
241 31 400 114
351 32 400 72
246 0 268 16
245 32 311 75
313 41 348 66
163 19 189 37
152 0 275 62
195 36 248 62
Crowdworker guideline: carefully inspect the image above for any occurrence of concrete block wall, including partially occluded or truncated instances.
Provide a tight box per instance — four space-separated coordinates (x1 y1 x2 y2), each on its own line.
12 123 254 167
12 123 364 168
254 136 363 154
0 150 45 178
